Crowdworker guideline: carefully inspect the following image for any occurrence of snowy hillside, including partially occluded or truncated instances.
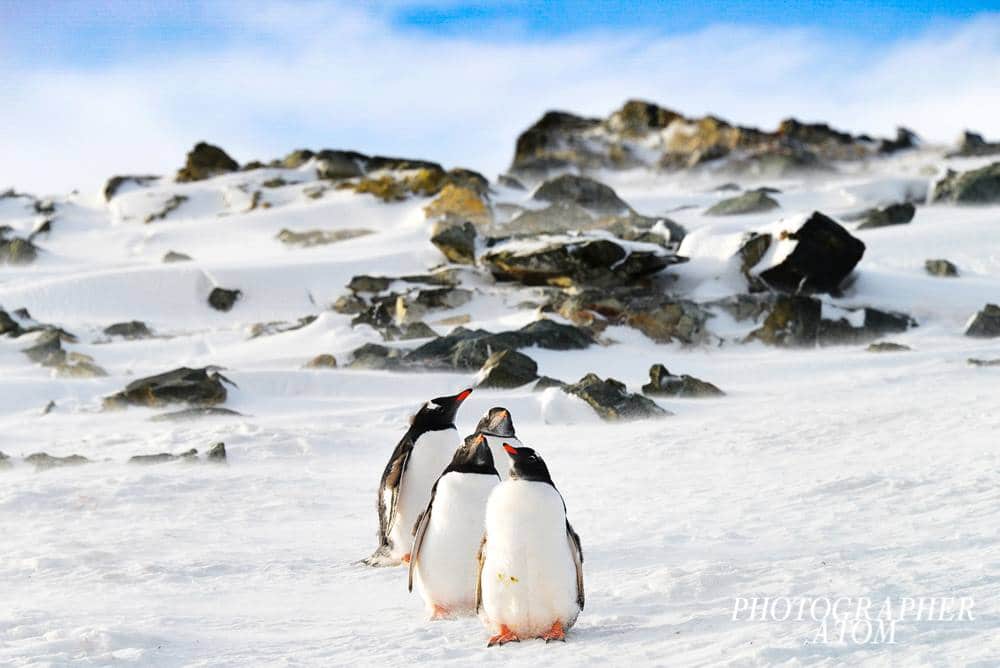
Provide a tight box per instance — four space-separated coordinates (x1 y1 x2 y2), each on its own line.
2 104 1000 666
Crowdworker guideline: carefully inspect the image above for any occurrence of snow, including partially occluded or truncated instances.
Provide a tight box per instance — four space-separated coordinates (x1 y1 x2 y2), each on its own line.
2 150 1000 666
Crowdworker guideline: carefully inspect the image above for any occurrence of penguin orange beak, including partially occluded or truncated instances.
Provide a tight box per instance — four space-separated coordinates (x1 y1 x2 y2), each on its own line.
502 443 518 456
456 388 473 402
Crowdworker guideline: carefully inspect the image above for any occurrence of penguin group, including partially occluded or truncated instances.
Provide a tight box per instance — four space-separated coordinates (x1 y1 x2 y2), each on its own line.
365 388 584 646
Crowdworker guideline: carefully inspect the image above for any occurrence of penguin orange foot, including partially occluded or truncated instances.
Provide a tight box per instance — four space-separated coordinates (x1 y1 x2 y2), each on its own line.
401 553 411 564
541 621 566 642
487 625 519 647
430 604 451 620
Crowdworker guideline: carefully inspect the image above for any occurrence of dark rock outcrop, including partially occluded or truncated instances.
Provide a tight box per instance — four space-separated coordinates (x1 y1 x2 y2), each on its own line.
948 131 1000 158
206 443 227 462
176 142 239 182
563 373 669 421
0 236 38 265
968 358 1000 367
163 251 192 263
129 448 198 465
705 190 779 216
476 349 539 388
855 202 915 230
430 219 477 264
103 321 153 340
965 304 1000 338
533 174 630 216
932 163 1000 204
104 367 234 409
641 364 724 397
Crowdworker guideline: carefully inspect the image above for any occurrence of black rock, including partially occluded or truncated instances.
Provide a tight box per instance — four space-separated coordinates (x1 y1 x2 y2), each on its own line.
476 349 539 389
642 364 724 397
533 376 567 391
208 287 242 312
856 202 915 229
348 275 393 294
176 142 239 182
0 237 38 265
932 162 1000 204
705 190 780 216
206 442 227 462
949 131 1000 158
925 259 958 277
968 358 1000 367
315 150 366 180
0 309 22 337
563 373 670 421
103 321 153 339
965 304 1000 338
104 367 234 408
430 219 477 265
756 212 865 295
163 251 193 263
746 296 822 346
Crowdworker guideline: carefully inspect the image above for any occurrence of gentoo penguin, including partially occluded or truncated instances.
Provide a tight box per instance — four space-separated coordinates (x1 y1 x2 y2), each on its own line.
474 407 521 479
365 388 473 567
476 443 584 646
409 433 500 618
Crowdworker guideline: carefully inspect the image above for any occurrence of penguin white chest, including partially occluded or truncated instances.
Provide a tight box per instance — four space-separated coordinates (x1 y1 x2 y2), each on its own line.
413 472 498 612
479 480 580 637
388 428 458 556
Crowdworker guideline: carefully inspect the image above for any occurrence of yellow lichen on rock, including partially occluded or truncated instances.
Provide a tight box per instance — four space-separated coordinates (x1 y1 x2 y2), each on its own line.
423 184 491 226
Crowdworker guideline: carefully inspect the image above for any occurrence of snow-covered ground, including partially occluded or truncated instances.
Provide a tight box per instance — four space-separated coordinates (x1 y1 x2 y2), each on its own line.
1 148 999 667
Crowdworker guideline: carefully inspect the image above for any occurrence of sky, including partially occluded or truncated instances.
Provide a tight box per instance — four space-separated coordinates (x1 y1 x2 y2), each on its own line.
1 0 999 195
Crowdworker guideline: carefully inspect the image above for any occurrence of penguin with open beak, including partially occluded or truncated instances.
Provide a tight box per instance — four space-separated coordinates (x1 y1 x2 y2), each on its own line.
476 443 584 645
409 433 500 618
365 388 473 567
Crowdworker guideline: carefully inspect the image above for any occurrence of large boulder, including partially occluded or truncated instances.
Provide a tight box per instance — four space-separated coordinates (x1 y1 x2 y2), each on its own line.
563 373 669 421
176 142 239 182
424 184 491 227
430 219 477 264
965 304 1000 338
533 174 630 216
642 364 724 397
208 287 241 312
750 212 865 295
553 287 709 343
932 162 1000 204
481 234 683 288
476 349 539 389
104 367 234 409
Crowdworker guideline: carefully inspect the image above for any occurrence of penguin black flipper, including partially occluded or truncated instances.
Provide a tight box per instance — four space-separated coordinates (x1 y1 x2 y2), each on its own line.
474 532 488 614
375 433 415 552
567 520 585 610
407 481 438 592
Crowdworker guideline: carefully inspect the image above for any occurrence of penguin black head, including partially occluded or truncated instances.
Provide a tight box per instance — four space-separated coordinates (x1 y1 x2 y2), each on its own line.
411 388 473 435
476 407 516 439
502 443 553 484
446 433 498 476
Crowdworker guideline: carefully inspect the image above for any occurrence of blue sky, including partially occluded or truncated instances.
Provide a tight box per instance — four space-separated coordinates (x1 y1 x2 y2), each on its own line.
2 1 999 194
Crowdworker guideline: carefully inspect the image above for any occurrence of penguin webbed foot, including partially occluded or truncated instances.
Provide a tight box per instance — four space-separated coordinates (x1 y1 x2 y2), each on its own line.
430 604 452 620
541 620 565 643
361 545 401 568
487 625 519 647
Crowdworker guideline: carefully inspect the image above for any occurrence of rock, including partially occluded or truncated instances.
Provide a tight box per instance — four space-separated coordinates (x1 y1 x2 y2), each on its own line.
878 127 918 154
498 174 525 190
641 364 724 397
348 343 406 370
390 322 438 341
248 316 317 339
563 373 669 421
965 304 1000 338
29 218 53 241
22 330 68 365
103 321 153 339
304 354 337 369
855 202 915 229
150 407 244 422
144 194 188 223
163 251 192 263
276 228 372 247
348 275 392 294
41 400 55 415
533 376 566 391
262 177 288 188
104 175 158 201
176 142 239 182
754 212 865 295
736 232 773 291
281 149 315 168
533 174 630 216
476 349 539 389
208 287 241 312
481 234 682 288
104 367 234 408
338 168 449 202
607 99 683 137
129 448 198 465
705 190 779 216
511 111 602 178
26 452 90 470
949 131 1000 158
0 451 9 468
56 354 108 378
333 294 367 315
0 237 38 265
968 358 1000 367
554 287 709 343
925 259 958 277
424 184 491 226
867 341 910 352
0 309 22 336
430 219 477 264
315 150 365 180
746 295 821 346
932 162 1000 204
206 442 227 462
742 295 914 347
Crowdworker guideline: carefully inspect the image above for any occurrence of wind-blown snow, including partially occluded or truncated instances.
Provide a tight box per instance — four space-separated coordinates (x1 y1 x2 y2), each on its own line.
1 149 999 666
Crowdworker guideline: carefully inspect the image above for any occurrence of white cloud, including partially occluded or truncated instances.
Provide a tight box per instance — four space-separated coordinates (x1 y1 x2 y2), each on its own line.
1 3 999 196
